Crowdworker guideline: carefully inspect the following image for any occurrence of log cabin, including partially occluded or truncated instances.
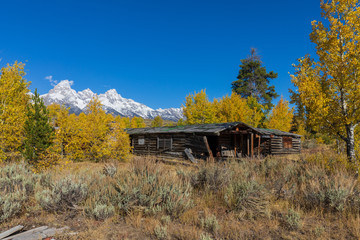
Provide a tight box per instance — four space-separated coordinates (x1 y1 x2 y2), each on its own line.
126 122 301 159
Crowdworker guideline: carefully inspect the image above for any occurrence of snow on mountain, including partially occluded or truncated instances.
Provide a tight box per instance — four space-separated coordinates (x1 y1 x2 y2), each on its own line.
40 80 183 121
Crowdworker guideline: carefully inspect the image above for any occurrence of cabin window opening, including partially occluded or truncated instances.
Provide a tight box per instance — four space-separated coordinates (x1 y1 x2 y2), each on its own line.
157 137 173 150
283 137 293 149
138 137 145 145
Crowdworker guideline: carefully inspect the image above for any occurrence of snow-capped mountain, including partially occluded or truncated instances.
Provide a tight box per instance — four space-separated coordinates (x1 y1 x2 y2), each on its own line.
40 80 183 121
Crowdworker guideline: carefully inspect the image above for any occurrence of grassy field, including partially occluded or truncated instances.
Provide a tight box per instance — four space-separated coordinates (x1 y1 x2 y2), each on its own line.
1 150 360 239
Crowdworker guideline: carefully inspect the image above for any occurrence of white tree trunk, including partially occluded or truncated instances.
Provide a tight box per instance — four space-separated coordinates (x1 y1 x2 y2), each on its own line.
346 124 356 162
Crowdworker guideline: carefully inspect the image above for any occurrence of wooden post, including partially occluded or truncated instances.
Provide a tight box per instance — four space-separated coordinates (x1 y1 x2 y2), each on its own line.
240 133 243 157
234 134 237 157
203 136 214 161
251 133 254 158
247 134 250 156
258 135 261 157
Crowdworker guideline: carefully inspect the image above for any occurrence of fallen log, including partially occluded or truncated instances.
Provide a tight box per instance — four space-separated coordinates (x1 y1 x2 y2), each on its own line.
0 225 24 240
13 227 70 240
184 148 198 164
2 226 48 240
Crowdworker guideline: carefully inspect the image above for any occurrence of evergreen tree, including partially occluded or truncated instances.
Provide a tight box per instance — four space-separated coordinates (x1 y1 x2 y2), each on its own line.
232 49 278 111
23 89 54 164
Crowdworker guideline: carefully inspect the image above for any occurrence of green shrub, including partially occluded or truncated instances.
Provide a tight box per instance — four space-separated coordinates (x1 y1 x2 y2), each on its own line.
0 190 27 222
302 139 318 149
176 168 191 183
199 233 214 240
161 215 171 225
36 176 88 212
0 162 36 194
102 163 117 177
114 162 192 218
84 173 118 219
283 209 302 230
190 163 231 192
0 162 37 222
224 180 269 218
39 172 53 188
298 170 355 212
154 225 168 240
91 203 115 220
200 215 219 234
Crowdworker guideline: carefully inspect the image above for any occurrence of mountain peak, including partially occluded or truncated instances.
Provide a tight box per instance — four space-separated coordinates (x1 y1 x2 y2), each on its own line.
55 80 73 89
40 81 183 121
105 89 120 96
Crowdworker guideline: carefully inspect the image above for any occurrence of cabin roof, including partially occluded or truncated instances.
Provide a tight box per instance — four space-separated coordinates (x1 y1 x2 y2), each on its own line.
126 122 301 137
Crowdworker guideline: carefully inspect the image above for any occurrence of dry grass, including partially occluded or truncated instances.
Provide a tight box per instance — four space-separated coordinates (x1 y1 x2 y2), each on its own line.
1 152 360 239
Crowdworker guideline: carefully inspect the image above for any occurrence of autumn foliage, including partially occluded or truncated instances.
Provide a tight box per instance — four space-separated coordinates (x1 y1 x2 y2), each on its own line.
291 0 360 161
0 63 134 166
265 97 294 132
0 62 30 161
182 90 292 130
48 98 132 162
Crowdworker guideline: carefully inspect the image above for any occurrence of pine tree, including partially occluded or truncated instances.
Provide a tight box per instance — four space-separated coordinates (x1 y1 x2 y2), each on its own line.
23 89 54 164
232 49 278 111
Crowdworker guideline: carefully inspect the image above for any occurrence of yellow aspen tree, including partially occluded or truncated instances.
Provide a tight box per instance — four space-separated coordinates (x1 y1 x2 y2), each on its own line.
292 0 360 161
216 93 251 123
265 97 294 132
84 97 110 161
121 117 131 128
151 115 163 127
182 90 217 124
113 115 126 128
106 121 132 161
136 117 146 128
0 62 30 161
245 96 265 128
47 103 61 127
130 116 146 128
177 118 185 126
66 113 87 160
47 104 72 156
295 121 307 142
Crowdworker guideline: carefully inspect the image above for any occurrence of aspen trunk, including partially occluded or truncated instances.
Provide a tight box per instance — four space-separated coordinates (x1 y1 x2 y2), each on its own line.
345 124 356 162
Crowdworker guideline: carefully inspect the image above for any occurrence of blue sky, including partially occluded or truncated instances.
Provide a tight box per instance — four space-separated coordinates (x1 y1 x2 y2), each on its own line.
0 0 320 109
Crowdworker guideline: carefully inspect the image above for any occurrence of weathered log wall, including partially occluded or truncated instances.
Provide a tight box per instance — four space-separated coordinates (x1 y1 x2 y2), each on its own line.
270 136 301 155
131 134 210 158
259 138 271 156
130 133 301 158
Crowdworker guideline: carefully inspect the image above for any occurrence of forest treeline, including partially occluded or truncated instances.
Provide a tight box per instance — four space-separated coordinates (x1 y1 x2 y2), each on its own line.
2 0 360 167
0 62 144 168
0 51 295 169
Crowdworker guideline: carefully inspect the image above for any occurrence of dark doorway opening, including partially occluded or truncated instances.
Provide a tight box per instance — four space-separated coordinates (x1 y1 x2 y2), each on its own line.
206 136 218 157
